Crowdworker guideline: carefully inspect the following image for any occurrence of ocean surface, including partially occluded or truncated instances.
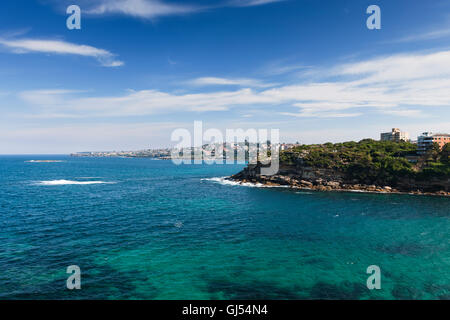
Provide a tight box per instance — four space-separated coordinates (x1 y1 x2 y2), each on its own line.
0 155 449 300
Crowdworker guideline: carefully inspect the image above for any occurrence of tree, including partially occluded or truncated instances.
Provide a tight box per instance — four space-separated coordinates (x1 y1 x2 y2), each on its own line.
424 142 441 162
441 143 450 164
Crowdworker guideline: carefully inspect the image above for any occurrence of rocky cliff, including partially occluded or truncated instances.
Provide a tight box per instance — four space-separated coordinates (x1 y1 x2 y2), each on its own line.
230 161 450 196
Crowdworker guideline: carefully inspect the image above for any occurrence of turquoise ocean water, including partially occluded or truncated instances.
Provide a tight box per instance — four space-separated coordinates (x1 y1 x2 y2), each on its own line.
0 155 449 299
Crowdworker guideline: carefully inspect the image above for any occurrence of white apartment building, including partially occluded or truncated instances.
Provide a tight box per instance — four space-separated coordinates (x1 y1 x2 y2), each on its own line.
380 128 410 142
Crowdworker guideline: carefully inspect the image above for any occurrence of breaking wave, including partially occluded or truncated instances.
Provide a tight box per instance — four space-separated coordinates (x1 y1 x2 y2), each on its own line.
202 177 287 188
36 180 115 186
25 160 65 163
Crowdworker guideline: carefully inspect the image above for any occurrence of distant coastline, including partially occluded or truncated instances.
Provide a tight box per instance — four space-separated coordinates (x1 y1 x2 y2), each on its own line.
70 149 173 159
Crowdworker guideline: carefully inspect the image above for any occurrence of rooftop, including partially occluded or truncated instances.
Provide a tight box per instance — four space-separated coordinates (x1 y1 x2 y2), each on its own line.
433 133 450 137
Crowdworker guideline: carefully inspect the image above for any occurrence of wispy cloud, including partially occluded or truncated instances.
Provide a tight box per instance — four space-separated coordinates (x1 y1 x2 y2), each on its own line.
14 49 450 119
391 26 450 43
380 109 425 118
281 111 362 118
50 0 285 20
334 50 450 85
262 63 311 76
188 77 275 88
228 0 285 7
19 89 84 106
0 38 123 67
168 57 177 65
85 0 201 19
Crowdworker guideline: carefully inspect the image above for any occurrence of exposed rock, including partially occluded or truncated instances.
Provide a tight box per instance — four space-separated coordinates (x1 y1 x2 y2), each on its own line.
300 180 313 187
228 161 449 197
326 181 340 188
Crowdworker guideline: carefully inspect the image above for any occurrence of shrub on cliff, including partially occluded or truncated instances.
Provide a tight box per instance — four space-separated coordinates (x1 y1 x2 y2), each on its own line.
284 139 448 184
441 143 450 164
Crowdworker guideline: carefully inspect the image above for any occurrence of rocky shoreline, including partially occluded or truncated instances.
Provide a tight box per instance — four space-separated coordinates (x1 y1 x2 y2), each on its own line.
228 166 450 197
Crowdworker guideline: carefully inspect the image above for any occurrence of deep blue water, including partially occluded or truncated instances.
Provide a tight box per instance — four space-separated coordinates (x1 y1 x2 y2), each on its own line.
0 155 449 299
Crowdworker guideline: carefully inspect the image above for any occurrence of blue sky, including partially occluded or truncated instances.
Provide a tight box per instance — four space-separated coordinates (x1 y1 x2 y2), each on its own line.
1 0 450 153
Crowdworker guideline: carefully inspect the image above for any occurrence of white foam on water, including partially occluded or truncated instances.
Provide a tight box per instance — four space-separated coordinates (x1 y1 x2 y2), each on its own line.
25 160 65 163
76 177 103 179
36 180 115 186
202 177 288 188
202 177 264 188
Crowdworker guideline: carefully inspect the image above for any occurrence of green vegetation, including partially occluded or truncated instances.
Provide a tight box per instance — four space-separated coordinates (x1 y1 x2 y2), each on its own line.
418 142 450 180
280 139 450 185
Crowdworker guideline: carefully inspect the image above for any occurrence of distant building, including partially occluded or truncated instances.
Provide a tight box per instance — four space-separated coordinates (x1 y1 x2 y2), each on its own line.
280 143 301 151
433 133 450 149
380 128 410 142
418 132 450 154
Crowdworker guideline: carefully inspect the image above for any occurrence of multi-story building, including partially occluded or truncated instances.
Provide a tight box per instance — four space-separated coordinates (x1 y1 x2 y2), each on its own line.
433 133 450 149
418 132 450 154
380 128 410 142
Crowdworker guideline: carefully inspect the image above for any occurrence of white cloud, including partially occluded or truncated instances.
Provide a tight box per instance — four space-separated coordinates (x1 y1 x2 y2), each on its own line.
335 51 450 84
86 0 200 19
19 88 271 117
280 111 362 118
14 49 450 119
393 28 450 43
228 0 284 7
53 0 284 20
19 90 83 106
0 38 124 67
261 62 311 76
188 77 275 88
380 109 425 118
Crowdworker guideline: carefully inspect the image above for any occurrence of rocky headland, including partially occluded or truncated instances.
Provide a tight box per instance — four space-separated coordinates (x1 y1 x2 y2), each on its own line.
228 140 450 197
